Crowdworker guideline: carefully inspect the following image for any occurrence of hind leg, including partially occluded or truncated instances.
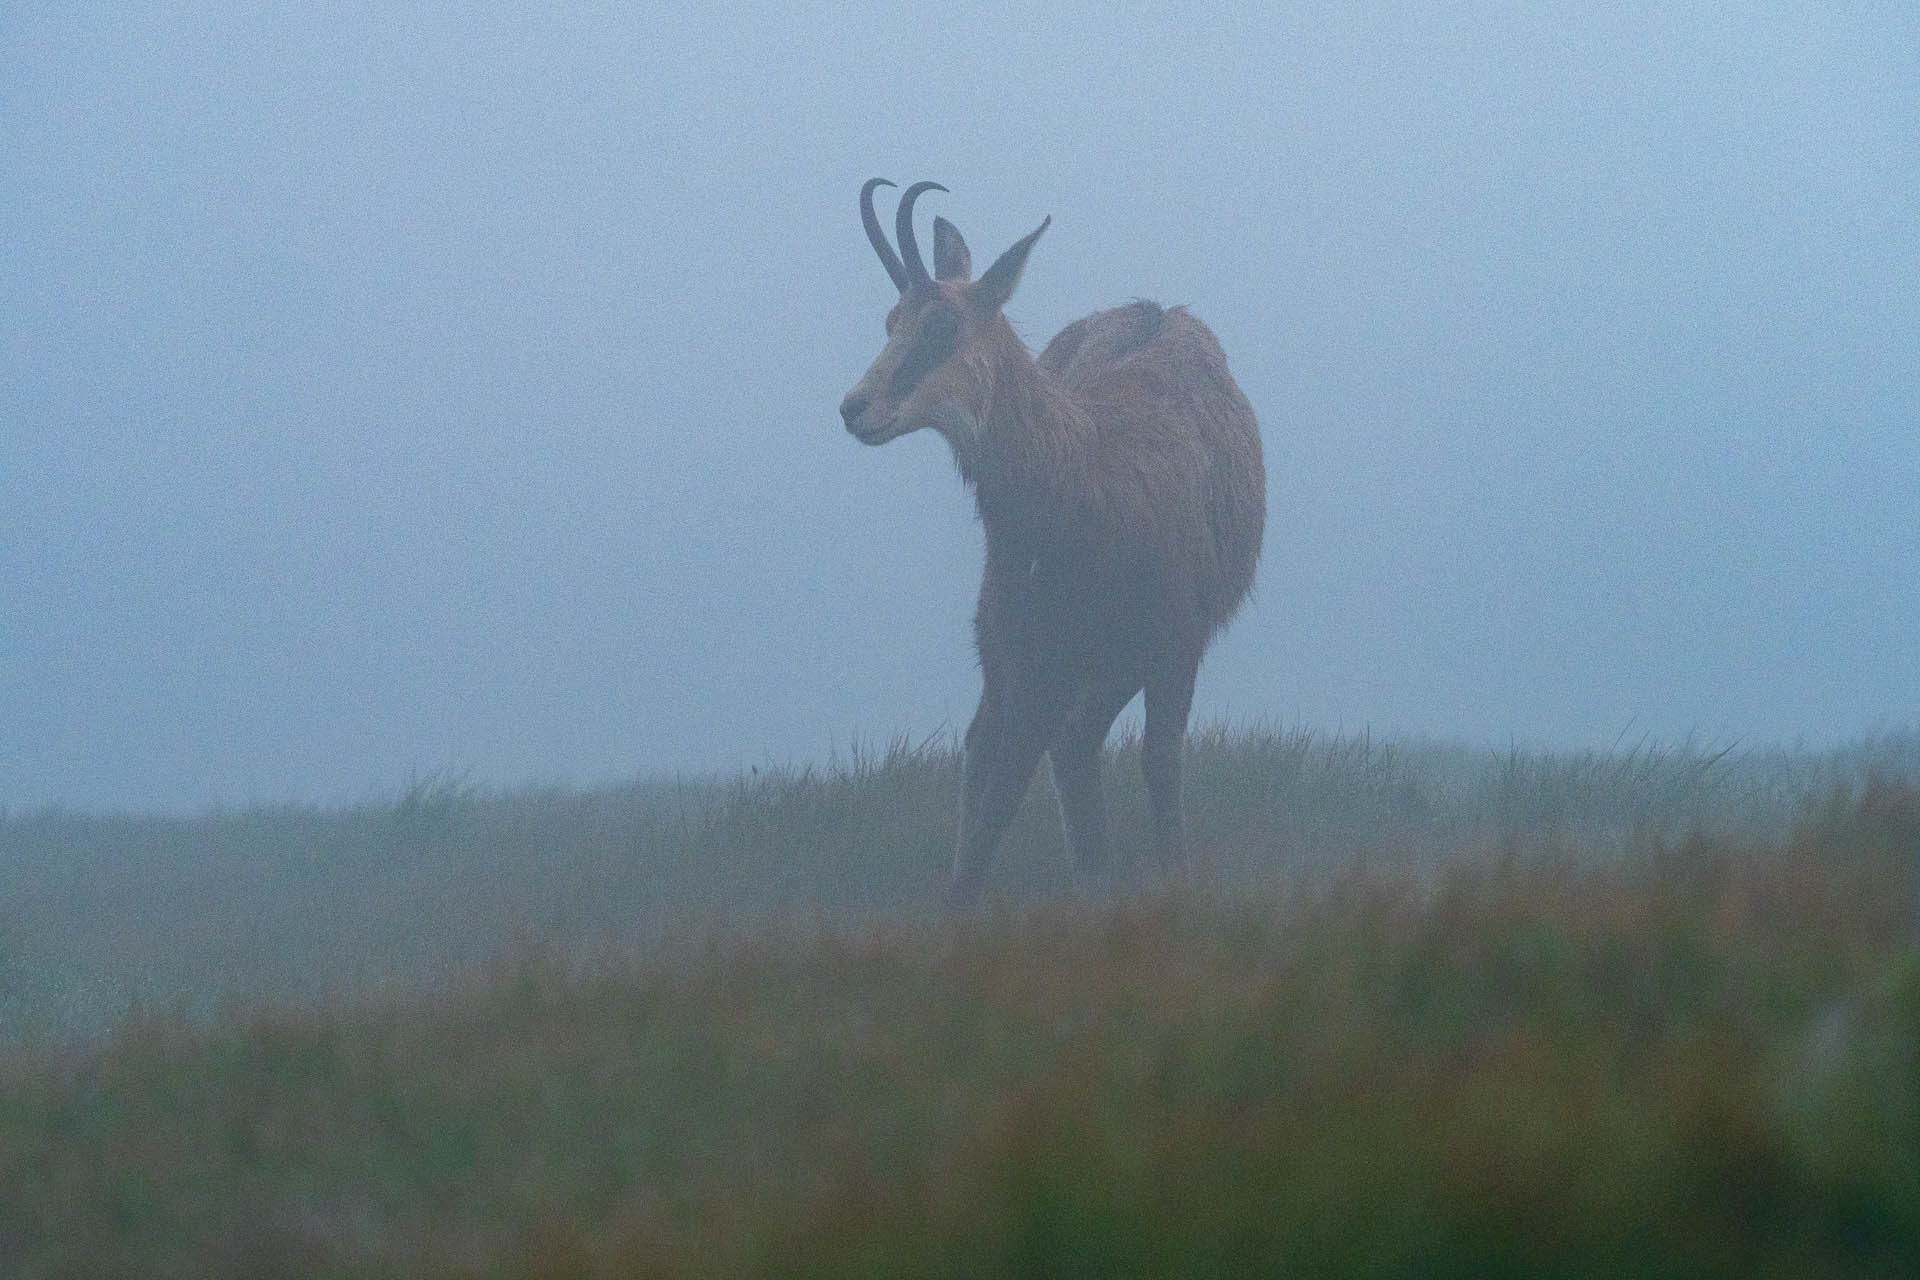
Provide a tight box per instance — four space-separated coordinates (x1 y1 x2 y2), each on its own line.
1142 651 1200 877
1048 674 1142 877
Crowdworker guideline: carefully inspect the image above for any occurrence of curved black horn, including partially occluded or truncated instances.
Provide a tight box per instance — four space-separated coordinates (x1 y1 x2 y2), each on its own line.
860 178 908 293
895 181 948 292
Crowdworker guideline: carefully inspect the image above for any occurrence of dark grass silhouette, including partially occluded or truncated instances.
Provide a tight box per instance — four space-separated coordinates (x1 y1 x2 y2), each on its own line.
2 732 1918 1275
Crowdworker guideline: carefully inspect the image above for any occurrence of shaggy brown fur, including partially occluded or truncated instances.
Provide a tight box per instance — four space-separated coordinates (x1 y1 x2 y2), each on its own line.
840 180 1265 906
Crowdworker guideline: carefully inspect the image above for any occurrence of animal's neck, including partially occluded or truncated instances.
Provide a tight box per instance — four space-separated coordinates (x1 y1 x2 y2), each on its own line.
967 341 1091 536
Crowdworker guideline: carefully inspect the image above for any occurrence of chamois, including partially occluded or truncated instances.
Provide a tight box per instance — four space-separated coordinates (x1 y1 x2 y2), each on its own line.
840 179 1265 907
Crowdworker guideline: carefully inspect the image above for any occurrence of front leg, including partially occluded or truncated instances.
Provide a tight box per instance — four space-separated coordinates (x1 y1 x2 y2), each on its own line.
950 665 1075 909
1048 672 1144 879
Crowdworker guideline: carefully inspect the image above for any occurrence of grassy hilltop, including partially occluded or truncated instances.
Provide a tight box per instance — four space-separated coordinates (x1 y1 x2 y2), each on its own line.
2 729 1918 1276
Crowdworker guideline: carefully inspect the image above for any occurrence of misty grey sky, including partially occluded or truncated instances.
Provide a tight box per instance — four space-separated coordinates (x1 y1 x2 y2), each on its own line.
4 2 1916 813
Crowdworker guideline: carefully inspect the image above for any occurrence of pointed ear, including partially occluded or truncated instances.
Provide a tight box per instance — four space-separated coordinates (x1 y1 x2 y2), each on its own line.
970 216 1049 314
932 216 972 281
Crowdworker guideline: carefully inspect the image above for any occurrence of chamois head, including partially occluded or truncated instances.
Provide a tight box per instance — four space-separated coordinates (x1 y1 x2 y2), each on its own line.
840 179 1049 452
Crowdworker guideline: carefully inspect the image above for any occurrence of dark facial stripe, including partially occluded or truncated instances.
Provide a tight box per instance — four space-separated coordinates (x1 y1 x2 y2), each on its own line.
889 309 960 399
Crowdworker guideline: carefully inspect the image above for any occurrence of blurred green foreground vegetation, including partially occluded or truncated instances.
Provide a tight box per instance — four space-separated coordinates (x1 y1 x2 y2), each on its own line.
2 729 1917 1275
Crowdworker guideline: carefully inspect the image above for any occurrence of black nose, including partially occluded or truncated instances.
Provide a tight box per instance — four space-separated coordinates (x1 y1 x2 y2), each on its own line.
840 392 870 427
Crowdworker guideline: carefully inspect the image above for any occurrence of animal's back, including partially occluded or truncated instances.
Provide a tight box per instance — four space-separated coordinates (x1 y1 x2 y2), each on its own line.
1039 299 1170 390
1042 302 1265 637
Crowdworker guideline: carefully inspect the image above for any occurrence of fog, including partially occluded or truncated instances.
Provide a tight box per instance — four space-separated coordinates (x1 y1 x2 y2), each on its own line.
4 2 1915 813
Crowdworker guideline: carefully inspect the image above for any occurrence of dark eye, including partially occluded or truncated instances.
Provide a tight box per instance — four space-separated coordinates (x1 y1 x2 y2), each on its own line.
923 309 960 347
890 308 961 397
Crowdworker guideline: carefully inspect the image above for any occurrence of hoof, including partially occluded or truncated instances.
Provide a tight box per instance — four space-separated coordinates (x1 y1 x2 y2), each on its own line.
943 873 987 913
